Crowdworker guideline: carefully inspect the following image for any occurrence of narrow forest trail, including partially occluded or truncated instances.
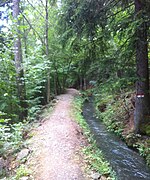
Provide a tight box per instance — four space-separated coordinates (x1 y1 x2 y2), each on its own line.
26 88 89 180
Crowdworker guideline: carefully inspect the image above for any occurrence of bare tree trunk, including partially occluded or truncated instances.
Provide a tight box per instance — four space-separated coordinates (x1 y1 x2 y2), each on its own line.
13 0 28 120
80 76 83 90
23 18 31 58
45 0 50 103
134 0 150 133
83 78 86 90
54 73 57 95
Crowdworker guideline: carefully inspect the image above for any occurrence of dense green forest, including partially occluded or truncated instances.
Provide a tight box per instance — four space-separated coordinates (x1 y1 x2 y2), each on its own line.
0 0 150 175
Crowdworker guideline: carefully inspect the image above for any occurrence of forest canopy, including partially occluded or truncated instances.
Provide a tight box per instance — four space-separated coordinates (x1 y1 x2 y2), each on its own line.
0 0 149 140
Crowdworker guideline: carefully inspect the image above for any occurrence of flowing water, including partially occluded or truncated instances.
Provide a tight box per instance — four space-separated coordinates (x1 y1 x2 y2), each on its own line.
83 98 150 180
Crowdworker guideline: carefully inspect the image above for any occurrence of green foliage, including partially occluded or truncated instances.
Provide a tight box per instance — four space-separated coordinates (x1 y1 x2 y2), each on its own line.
134 139 150 166
59 0 138 93
0 0 150 173
0 32 20 120
24 48 47 119
94 82 134 136
125 133 141 147
0 114 28 156
15 165 32 180
139 124 150 136
0 111 31 178
82 143 110 174
96 103 124 136
94 81 150 166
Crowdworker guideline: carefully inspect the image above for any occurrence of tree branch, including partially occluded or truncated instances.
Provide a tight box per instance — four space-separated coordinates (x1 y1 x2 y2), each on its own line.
107 2 134 19
26 0 45 20
22 14 45 46
0 0 11 7
26 0 52 27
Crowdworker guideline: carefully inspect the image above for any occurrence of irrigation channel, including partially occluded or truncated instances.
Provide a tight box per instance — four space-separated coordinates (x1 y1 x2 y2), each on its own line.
82 98 150 180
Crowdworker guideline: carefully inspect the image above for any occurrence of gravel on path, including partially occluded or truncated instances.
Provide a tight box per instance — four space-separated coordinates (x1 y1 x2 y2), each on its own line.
27 88 89 180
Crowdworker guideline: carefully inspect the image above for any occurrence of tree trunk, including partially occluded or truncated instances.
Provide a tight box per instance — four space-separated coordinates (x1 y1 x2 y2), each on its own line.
79 76 82 90
134 0 150 133
13 0 28 120
45 0 50 103
83 78 86 90
54 73 57 95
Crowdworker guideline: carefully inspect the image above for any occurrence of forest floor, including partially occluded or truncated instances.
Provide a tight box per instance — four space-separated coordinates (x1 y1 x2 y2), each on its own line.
23 88 90 180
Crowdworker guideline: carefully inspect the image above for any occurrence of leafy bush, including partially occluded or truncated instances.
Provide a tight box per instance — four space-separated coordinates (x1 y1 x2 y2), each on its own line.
134 140 150 166
15 165 32 180
0 113 28 157
93 82 150 166
95 94 125 137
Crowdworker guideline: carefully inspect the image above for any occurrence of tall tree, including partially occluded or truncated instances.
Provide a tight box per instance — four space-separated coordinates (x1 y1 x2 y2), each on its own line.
61 0 150 133
13 0 28 120
45 0 50 103
134 0 150 133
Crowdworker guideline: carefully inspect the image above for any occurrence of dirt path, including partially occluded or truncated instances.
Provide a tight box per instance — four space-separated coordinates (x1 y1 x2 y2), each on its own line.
27 89 88 180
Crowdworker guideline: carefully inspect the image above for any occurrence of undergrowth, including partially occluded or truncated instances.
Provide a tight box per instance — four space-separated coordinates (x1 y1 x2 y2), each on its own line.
0 101 55 179
0 115 30 178
93 82 150 166
72 96 117 180
0 117 29 158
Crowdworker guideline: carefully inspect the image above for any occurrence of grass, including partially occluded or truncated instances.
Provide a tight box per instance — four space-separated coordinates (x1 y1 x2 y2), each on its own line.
0 101 56 179
93 82 150 166
14 165 32 180
72 96 117 180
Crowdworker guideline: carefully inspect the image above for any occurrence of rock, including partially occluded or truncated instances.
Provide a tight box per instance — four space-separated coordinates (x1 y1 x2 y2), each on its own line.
91 172 101 179
0 157 5 170
16 149 30 161
51 99 57 104
19 177 29 180
100 175 107 180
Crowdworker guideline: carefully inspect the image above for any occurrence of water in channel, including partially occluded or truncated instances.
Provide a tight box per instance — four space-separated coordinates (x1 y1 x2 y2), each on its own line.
83 98 150 180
